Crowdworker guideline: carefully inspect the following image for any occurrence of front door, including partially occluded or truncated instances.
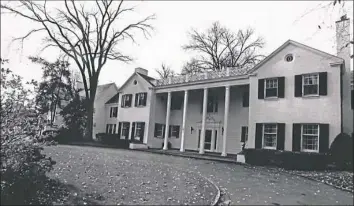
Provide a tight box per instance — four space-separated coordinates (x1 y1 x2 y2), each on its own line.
204 130 212 150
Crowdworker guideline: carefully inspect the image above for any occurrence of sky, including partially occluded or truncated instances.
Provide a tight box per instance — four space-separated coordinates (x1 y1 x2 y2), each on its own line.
1 1 353 88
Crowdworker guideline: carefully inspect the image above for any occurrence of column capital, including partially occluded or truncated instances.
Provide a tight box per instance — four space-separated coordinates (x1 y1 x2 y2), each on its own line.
225 85 230 90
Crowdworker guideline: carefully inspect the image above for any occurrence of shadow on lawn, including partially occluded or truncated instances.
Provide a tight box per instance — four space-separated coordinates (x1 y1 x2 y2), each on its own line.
28 177 100 205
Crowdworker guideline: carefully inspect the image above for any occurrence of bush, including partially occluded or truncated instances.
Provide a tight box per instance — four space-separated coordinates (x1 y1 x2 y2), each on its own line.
329 133 353 171
54 127 84 144
244 149 328 171
96 133 130 149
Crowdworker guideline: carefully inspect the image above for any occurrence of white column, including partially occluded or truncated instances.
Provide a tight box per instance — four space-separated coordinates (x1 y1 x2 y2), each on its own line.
163 92 172 150
128 122 134 140
199 88 208 154
222 86 230 156
211 129 216 152
180 90 189 152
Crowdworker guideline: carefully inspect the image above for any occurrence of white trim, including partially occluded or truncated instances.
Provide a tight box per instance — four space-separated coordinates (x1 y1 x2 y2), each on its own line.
262 123 277 150
302 73 319 96
300 124 320 153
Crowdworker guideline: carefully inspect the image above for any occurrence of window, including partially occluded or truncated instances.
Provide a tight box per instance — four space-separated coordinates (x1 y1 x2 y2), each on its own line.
301 124 319 152
303 73 319 96
285 54 294 62
171 95 183 110
106 124 116 134
121 122 130 139
110 107 118 117
241 126 248 142
135 93 147 107
154 123 165 138
133 80 137 85
134 122 145 141
265 78 278 98
169 125 180 138
207 95 218 113
121 94 132 107
263 124 277 149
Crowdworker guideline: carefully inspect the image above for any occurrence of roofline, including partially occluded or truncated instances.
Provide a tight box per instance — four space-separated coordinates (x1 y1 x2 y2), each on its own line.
118 72 156 92
248 39 344 74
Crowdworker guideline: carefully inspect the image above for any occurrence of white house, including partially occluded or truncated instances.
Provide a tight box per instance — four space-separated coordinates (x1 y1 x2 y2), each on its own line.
99 18 353 156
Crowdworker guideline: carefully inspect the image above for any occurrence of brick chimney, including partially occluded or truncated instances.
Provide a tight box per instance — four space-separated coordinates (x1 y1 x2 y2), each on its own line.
135 67 148 76
336 16 353 135
336 15 351 71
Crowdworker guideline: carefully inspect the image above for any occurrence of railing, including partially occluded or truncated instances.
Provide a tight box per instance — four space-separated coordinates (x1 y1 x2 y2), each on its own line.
156 67 251 86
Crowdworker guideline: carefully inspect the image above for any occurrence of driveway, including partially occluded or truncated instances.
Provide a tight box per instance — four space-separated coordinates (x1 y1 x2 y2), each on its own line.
44 145 353 205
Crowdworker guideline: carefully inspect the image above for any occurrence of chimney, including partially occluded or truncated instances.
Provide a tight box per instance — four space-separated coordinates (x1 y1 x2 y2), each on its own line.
135 67 148 76
335 15 351 71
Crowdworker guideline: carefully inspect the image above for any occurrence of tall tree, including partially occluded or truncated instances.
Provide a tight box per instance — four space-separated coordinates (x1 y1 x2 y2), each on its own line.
1 0 155 139
155 63 175 79
30 57 73 126
182 21 265 74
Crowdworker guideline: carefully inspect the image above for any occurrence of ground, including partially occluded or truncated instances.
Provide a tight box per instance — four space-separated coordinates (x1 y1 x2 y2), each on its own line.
43 145 353 205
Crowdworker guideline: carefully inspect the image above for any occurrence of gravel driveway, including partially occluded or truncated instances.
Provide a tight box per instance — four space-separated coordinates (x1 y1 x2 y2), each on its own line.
44 145 353 205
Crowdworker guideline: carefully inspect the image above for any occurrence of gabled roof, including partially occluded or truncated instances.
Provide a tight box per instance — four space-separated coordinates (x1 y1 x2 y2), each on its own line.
118 71 156 92
248 39 344 74
95 82 118 100
137 72 155 86
105 92 119 104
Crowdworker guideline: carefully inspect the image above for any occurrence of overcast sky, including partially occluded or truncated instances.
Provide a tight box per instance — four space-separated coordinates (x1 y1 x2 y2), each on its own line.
1 1 353 87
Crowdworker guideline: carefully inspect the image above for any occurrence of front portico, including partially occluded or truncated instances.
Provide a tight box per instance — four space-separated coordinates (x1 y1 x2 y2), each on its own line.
151 69 251 156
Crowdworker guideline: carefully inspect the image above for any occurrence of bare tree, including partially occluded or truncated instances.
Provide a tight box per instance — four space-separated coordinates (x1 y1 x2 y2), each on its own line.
1 0 155 140
155 63 175 79
182 21 265 73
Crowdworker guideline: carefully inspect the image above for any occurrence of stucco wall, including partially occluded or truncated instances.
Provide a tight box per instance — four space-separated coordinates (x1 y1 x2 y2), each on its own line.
150 86 249 154
247 44 343 151
117 74 152 143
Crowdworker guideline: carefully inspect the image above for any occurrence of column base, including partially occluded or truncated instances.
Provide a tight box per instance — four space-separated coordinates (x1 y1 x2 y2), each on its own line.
180 148 185 152
163 147 168 150
199 150 204 154
221 152 227 157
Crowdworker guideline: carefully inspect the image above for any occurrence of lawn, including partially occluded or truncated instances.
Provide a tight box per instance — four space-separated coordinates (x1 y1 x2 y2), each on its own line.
43 145 218 205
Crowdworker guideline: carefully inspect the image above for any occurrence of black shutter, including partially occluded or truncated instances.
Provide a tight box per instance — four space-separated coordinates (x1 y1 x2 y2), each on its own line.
121 95 125 107
277 123 285 150
319 124 329 153
255 123 263 148
118 122 122 138
106 124 109 133
131 122 135 140
278 77 285 98
295 75 302 97
135 94 138 107
141 122 145 142
241 127 246 142
243 91 249 107
319 72 328 96
168 125 172 137
162 124 166 138
258 79 264 99
113 124 117 134
154 123 158 137
292 124 301 151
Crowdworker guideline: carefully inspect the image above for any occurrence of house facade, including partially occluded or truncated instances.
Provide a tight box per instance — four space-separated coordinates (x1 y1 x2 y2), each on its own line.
98 18 353 156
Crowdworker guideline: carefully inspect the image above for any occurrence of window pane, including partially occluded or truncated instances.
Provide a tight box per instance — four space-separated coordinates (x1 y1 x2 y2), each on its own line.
303 85 318 95
264 134 277 147
264 124 277 133
266 79 278 89
302 135 318 151
266 88 277 97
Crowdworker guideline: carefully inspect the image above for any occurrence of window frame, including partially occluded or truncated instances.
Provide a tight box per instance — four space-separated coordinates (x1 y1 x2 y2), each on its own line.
262 123 277 149
301 124 320 153
155 123 165 138
121 94 132 108
110 106 118 118
135 92 147 107
207 94 218 113
134 122 145 140
169 125 180 138
264 78 278 98
302 73 319 96
121 122 130 138
106 124 116 134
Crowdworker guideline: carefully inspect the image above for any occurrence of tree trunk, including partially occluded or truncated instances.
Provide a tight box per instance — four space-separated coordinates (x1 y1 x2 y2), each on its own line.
84 78 98 141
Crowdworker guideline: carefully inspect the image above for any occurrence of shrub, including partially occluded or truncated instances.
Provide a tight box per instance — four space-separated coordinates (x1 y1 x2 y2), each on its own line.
244 149 328 171
1 61 56 204
96 133 130 148
329 133 353 171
